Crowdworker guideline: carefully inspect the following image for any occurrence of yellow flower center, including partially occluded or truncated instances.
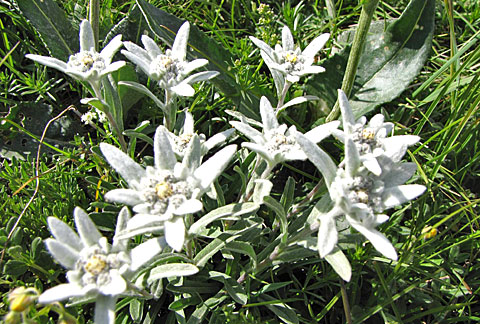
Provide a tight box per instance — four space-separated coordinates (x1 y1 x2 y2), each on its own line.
81 54 95 67
285 53 298 63
84 255 107 275
361 128 376 140
155 181 173 200
356 189 369 204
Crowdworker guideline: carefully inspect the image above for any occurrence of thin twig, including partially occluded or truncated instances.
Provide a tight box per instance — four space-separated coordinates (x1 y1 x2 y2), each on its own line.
0 105 75 266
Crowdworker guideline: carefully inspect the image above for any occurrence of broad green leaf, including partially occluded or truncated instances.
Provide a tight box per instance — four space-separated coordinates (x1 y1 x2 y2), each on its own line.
105 4 147 45
135 0 263 119
225 241 257 268
263 196 288 244
324 248 352 282
188 202 258 236
307 0 435 117
16 0 78 60
208 271 248 305
147 263 199 284
258 295 299 324
129 298 143 322
0 103 82 159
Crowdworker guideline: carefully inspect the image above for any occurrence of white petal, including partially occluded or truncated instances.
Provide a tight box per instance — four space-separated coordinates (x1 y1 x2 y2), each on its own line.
260 96 279 131
174 199 203 215
100 61 126 76
130 237 167 271
79 20 95 51
295 132 337 186
183 59 209 76
304 121 340 144
382 185 426 209
361 155 382 176
74 207 102 247
122 41 150 62
368 114 385 129
345 138 361 177
183 71 219 84
38 284 85 304
286 74 300 83
338 89 356 133
182 110 195 134
141 35 163 59
193 145 236 191
203 128 235 153
154 126 177 170
47 217 81 251
229 121 264 144
99 270 127 295
25 54 67 73
94 295 117 324
183 134 202 172
282 26 294 51
299 65 325 75
121 49 151 77
249 36 275 60
317 212 338 258
100 143 146 187
165 217 185 251
105 189 143 206
380 161 418 186
348 219 398 260
170 82 195 97
100 35 123 63
45 239 79 269
242 142 275 165
113 207 131 251
302 33 330 60
172 21 190 61
127 214 166 230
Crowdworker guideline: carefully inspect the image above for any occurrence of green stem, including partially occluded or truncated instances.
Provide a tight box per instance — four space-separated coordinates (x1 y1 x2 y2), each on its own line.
326 0 380 122
325 0 336 19
89 0 100 51
164 89 177 131
340 279 352 324
276 81 291 113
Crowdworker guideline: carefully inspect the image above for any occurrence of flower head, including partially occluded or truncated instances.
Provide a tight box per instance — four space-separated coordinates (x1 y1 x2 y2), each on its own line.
100 126 236 251
230 96 339 169
38 207 165 305
121 22 219 97
334 90 420 175
250 26 329 86
166 109 234 158
26 20 125 88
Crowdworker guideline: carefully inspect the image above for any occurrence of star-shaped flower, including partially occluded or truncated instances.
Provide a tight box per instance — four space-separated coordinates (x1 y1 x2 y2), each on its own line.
296 99 426 261
166 109 234 158
333 90 420 175
39 207 165 323
230 96 339 170
26 20 125 91
100 126 236 251
121 22 219 97
250 26 329 92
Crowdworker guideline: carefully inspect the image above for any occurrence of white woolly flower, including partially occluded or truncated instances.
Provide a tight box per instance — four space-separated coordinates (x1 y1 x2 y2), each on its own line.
230 96 339 169
333 90 421 176
26 20 125 89
99 126 236 251
296 99 426 261
39 207 166 324
166 109 234 158
121 22 219 97
250 26 329 92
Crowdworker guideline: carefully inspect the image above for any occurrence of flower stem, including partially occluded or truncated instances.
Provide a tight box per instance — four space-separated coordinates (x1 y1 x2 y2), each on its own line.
89 0 100 51
164 89 177 131
340 279 353 324
326 0 380 122
276 81 291 112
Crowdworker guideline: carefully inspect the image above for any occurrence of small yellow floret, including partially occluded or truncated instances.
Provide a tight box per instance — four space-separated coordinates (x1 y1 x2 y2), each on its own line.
361 128 376 140
285 53 298 63
84 255 107 275
155 181 173 200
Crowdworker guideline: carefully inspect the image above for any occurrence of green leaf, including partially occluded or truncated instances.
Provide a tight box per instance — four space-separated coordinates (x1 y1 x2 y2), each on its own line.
263 196 288 244
258 295 299 324
129 298 144 322
307 0 435 117
147 263 199 284
135 0 263 119
225 241 257 268
3 260 28 277
324 248 352 282
16 0 78 60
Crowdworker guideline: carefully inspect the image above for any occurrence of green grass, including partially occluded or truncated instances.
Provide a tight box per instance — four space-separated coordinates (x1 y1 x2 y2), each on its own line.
1 0 479 323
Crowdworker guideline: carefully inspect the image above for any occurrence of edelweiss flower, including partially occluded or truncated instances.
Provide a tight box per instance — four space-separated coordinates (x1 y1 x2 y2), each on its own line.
39 207 165 323
230 96 339 169
250 26 329 84
166 109 234 158
100 126 236 251
296 113 426 261
26 20 125 92
121 22 219 97
333 90 420 175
